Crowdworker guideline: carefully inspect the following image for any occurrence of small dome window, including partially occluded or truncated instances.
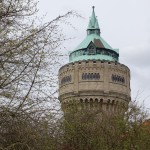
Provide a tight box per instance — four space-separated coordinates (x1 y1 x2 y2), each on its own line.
88 42 96 55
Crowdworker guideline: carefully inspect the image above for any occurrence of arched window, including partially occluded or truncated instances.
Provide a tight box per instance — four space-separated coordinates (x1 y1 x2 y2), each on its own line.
84 73 87 80
90 98 93 102
121 77 123 83
96 73 100 79
93 73 96 79
87 73 90 80
123 77 125 83
89 73 93 80
67 76 69 82
112 100 115 104
85 99 88 103
64 77 66 82
95 98 98 102
70 75 72 82
91 73 93 80
116 75 119 81
118 76 121 82
82 73 84 80
114 75 117 82
80 99 83 103
100 99 103 103
112 74 114 81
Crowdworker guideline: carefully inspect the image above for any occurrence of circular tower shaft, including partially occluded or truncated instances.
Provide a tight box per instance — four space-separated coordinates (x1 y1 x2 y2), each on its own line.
59 60 130 112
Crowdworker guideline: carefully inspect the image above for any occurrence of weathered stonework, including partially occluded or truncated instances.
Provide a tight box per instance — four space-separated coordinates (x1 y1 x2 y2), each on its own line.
59 60 131 112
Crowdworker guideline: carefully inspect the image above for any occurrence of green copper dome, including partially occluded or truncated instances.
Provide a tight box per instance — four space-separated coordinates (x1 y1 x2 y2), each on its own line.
74 34 113 50
69 6 119 63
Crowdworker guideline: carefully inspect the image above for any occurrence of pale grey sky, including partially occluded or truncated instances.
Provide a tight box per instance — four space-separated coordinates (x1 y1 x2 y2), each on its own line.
38 0 150 109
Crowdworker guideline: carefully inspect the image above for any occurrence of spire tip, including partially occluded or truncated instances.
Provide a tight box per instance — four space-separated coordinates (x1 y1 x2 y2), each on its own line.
92 6 95 11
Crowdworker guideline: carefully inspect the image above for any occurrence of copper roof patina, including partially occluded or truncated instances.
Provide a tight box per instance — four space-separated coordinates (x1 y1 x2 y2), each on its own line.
69 6 119 63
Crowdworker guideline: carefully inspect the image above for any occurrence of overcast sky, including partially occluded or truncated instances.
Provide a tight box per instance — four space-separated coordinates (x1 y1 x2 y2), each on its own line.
38 0 150 109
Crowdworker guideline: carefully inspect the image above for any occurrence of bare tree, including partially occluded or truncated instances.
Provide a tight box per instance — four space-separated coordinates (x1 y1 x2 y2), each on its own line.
0 0 75 149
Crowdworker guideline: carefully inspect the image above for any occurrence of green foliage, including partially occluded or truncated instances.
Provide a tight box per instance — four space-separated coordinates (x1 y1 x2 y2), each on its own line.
62 102 150 150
